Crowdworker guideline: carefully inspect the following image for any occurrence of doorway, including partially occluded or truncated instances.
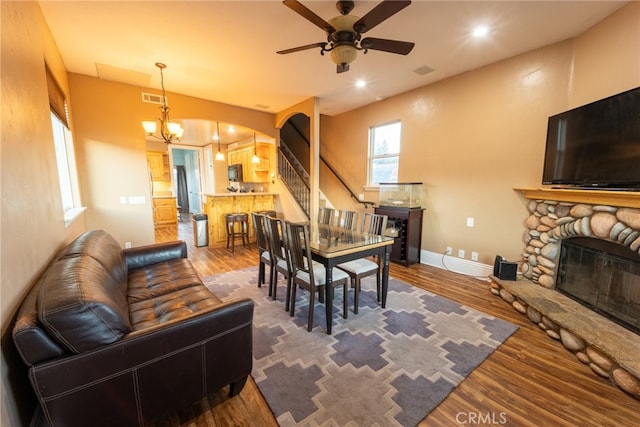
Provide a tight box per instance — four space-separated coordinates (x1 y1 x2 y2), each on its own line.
170 147 203 215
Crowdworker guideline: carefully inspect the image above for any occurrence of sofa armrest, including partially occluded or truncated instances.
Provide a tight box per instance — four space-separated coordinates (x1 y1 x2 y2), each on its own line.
123 240 187 271
29 298 254 427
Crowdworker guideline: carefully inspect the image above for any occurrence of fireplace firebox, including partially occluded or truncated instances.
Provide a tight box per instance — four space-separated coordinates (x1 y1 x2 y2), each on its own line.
557 237 640 334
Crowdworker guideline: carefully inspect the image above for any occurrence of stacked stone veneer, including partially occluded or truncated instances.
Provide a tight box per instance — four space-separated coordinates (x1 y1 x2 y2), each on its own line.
490 199 640 400
520 201 640 287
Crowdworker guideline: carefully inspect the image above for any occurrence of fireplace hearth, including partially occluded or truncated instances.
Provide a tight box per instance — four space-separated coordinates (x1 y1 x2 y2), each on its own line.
557 237 640 334
489 188 640 400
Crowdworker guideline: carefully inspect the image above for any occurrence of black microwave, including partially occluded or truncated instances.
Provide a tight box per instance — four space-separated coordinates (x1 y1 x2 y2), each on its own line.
228 164 243 182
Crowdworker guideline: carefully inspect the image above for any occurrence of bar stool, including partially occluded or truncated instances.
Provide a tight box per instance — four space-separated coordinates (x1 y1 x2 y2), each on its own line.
225 213 249 252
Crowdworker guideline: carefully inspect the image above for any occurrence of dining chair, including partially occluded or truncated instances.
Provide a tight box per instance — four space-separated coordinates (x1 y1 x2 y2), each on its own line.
336 213 388 314
317 207 335 225
336 209 359 230
251 212 273 294
264 215 294 310
284 220 349 332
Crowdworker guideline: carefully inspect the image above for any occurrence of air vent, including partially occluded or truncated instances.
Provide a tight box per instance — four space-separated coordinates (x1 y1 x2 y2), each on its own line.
142 92 166 105
413 65 434 76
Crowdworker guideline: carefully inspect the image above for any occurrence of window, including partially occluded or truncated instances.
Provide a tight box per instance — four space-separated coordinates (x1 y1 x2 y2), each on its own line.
50 112 82 224
369 121 401 185
47 65 82 225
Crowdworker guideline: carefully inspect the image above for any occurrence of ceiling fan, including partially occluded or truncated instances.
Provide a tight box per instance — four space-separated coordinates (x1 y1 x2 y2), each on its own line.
277 0 415 73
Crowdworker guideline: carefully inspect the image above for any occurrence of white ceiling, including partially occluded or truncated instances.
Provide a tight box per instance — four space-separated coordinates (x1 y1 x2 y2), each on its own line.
39 0 627 145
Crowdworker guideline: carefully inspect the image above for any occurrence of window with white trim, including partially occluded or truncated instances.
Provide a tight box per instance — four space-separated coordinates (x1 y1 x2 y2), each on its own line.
47 66 82 225
368 121 401 185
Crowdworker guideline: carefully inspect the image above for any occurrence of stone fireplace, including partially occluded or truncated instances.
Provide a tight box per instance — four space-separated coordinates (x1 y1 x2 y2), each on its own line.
489 188 640 400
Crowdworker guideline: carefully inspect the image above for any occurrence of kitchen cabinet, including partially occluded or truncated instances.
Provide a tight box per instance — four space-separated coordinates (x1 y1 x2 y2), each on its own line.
153 197 177 225
147 151 170 181
375 206 424 266
227 143 270 183
204 193 276 247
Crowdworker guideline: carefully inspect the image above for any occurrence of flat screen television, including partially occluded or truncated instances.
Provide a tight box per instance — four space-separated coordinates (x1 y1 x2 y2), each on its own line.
542 87 640 190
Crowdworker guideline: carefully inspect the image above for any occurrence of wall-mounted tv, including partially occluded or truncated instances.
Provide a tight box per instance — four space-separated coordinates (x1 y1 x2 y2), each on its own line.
542 87 640 190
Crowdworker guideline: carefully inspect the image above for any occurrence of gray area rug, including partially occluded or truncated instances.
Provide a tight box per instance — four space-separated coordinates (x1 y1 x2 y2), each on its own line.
204 266 518 427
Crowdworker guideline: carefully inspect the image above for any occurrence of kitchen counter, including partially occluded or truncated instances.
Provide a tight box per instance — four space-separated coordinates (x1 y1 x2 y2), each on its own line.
204 192 277 197
204 193 277 248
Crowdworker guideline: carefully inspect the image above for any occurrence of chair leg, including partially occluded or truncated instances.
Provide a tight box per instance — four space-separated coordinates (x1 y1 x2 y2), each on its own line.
285 275 292 312
307 288 315 332
271 269 278 300
342 284 348 319
258 261 265 287
267 266 275 297
289 284 297 317
354 277 361 314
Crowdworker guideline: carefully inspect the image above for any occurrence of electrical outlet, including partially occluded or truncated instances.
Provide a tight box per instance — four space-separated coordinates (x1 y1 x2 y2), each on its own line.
471 251 479 261
446 246 452 255
458 249 465 258
466 217 475 227
125 241 132 249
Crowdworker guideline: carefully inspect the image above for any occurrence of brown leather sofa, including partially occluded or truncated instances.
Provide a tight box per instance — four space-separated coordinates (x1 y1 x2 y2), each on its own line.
12 230 254 427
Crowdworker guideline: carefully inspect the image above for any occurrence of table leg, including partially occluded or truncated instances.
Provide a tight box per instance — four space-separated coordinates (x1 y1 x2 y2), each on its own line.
381 246 390 308
325 266 333 335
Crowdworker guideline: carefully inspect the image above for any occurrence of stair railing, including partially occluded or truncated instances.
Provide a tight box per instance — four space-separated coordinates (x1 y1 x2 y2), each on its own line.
284 121 375 208
277 145 310 218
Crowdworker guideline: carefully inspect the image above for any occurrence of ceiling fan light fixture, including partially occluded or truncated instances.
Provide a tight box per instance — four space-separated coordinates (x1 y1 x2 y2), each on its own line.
331 44 358 66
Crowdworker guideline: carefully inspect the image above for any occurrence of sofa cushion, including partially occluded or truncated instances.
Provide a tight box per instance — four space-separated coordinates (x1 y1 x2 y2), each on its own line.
127 258 203 303
38 255 132 353
129 286 222 331
58 230 128 303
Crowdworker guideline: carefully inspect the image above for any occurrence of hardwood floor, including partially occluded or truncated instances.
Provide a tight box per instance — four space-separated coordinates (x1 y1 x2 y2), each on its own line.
152 221 640 427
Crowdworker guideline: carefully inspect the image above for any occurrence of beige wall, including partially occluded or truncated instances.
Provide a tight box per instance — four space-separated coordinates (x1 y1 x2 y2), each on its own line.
69 73 278 247
321 2 639 265
1 2 638 425
1 2 87 425
570 2 640 106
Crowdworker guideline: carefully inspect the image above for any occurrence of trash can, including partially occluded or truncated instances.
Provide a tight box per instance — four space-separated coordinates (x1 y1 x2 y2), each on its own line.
192 214 208 247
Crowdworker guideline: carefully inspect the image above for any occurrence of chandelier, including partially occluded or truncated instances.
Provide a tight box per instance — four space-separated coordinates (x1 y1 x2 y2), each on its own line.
142 63 184 144
215 122 225 161
251 133 260 164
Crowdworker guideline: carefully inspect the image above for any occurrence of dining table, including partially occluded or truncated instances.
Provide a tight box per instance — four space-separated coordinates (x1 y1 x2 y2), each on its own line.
308 223 395 334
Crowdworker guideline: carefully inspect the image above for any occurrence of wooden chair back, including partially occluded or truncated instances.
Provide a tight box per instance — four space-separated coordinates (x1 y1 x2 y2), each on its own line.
284 221 316 285
251 212 269 252
361 213 388 236
317 207 335 225
336 210 359 230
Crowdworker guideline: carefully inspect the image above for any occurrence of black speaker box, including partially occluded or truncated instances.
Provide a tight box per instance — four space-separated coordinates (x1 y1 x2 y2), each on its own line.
493 255 518 280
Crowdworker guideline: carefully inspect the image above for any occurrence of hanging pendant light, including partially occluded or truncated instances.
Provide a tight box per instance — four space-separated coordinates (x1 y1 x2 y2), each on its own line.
141 63 184 144
215 121 225 161
251 132 260 164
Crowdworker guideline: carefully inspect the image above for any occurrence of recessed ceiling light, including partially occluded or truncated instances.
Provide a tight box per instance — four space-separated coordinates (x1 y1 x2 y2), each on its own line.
472 25 490 38
355 80 366 88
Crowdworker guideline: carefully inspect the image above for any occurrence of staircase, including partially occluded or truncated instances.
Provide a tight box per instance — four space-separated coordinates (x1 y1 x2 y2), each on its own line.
278 115 374 220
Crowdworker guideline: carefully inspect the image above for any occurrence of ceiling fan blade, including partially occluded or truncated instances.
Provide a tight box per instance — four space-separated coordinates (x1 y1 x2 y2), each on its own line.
361 37 415 55
277 42 327 55
283 0 336 33
354 0 411 33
